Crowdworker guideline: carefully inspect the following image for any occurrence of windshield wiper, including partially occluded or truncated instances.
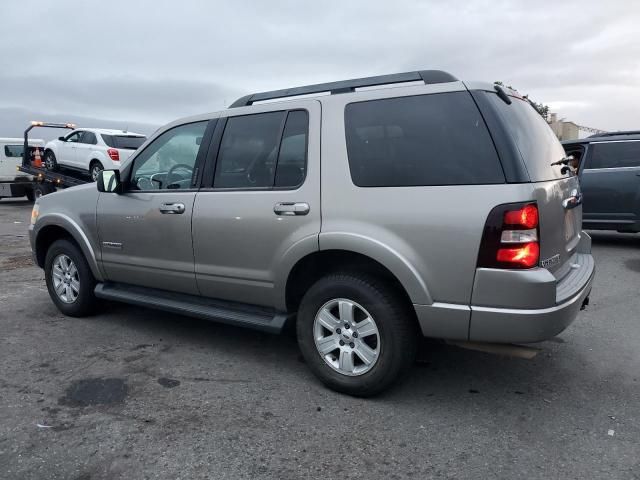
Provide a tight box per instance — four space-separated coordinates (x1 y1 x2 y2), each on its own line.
550 155 574 167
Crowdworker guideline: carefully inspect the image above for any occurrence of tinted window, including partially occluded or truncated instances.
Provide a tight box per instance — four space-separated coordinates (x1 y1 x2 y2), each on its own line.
214 112 286 188
102 134 146 150
4 145 23 157
130 121 207 191
587 141 640 169
80 131 97 145
275 110 308 188
486 93 567 181
66 132 81 143
344 92 505 187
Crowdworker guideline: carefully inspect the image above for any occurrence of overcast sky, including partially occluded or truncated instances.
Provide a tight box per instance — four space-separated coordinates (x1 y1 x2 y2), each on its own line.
1 0 638 135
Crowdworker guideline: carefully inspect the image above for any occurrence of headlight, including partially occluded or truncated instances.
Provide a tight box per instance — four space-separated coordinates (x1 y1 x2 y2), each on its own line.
30 203 40 225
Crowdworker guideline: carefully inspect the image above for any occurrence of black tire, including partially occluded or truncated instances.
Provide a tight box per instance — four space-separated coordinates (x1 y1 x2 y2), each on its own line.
90 161 104 182
297 272 418 396
44 151 58 171
32 183 55 199
25 188 36 202
44 239 96 317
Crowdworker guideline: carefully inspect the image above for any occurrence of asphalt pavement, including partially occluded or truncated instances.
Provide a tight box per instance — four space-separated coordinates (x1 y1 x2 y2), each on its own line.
1 197 639 479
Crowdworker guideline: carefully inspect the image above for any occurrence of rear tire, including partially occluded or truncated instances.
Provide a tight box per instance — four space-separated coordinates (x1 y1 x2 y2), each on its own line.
32 183 55 199
44 239 96 317
26 188 35 202
44 151 58 171
296 272 418 396
90 161 104 182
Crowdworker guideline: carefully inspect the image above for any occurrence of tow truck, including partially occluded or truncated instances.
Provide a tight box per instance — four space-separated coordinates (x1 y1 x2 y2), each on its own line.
0 122 90 201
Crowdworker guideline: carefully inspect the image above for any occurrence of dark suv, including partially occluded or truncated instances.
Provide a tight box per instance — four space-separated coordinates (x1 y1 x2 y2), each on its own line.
563 132 640 232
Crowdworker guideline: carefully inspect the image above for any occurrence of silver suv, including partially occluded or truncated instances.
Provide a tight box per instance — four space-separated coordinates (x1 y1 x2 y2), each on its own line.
29 70 595 396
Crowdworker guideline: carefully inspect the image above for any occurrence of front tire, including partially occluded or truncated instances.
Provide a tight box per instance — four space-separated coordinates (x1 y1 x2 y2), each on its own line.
297 273 418 396
44 239 96 317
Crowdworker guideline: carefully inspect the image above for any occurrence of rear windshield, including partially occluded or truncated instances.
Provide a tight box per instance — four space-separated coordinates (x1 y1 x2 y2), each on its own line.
101 134 146 150
344 92 505 187
486 93 567 181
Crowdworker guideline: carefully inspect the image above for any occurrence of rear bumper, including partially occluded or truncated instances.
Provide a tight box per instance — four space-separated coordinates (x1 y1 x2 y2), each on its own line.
415 231 595 343
468 268 594 343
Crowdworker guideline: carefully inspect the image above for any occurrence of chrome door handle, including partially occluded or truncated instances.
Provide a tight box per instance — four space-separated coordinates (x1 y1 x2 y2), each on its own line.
274 202 310 216
159 203 185 214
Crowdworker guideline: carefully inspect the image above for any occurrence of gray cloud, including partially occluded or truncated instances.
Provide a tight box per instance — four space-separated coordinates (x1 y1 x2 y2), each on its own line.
1 0 639 132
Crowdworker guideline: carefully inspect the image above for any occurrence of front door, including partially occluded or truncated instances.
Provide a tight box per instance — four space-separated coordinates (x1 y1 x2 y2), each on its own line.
192 101 321 307
97 120 211 294
60 131 81 167
581 140 640 229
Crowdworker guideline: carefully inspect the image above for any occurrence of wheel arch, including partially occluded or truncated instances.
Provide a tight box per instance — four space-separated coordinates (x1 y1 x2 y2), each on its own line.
283 248 429 315
34 215 104 281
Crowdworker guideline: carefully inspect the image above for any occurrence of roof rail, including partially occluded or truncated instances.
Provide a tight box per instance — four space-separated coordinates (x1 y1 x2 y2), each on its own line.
229 70 458 108
589 130 639 138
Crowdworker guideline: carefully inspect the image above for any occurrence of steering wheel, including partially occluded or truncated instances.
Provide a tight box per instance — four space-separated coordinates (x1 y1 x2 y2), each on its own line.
166 163 194 187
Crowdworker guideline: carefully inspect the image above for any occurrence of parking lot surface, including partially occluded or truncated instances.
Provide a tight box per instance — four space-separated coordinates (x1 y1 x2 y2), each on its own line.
1 198 639 479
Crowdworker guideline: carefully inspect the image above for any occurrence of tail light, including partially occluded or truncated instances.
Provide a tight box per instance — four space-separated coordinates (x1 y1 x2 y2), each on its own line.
477 202 540 269
107 148 120 161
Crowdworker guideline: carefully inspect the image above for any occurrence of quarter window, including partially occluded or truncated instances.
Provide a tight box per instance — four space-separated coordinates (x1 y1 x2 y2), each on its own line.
130 121 207 191
587 142 640 169
344 92 505 187
275 110 309 188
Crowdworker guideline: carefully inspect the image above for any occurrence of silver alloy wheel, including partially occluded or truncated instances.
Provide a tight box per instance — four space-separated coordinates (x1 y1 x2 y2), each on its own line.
51 254 80 303
313 298 381 376
45 155 54 170
90 165 102 182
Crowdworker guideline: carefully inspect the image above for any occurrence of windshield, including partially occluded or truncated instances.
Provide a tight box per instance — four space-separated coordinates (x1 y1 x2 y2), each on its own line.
486 93 567 181
101 134 146 150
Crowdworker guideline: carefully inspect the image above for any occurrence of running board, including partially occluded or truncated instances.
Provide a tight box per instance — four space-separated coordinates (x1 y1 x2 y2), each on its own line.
94 282 288 333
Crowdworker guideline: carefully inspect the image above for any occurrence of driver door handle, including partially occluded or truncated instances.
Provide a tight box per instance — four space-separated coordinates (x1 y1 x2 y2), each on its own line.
159 203 185 214
274 202 310 216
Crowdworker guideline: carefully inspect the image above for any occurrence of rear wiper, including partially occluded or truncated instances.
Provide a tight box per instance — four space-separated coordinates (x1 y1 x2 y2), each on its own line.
550 155 574 166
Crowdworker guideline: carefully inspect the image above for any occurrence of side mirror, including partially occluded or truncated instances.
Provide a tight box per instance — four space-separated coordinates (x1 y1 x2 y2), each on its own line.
97 169 122 193
58 136 66 141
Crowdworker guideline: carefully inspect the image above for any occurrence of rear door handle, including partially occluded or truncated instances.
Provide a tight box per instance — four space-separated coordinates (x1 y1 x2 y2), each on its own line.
563 191 583 210
159 203 185 214
274 202 310 216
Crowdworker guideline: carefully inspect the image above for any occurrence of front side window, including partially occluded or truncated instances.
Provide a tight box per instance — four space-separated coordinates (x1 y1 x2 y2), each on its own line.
66 132 82 143
130 121 207 191
345 92 505 187
587 141 640 169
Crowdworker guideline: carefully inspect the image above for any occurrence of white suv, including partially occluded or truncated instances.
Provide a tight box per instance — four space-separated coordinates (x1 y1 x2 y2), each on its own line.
44 128 146 181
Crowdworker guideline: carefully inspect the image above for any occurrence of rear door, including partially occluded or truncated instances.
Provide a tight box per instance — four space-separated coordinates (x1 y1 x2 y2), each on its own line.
580 140 640 229
77 131 98 170
483 93 582 275
192 101 321 307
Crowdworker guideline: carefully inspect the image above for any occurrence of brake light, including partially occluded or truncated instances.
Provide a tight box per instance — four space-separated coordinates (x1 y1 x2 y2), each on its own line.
477 202 540 269
504 204 538 229
107 148 119 161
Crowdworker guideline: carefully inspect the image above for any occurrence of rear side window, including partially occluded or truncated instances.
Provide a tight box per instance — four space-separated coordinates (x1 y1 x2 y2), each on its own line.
4 145 23 157
485 93 567 181
81 132 97 145
344 92 505 187
102 134 146 150
587 141 640 169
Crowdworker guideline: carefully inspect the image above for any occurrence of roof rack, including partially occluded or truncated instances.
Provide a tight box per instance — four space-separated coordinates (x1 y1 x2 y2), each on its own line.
229 70 458 108
589 130 639 138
